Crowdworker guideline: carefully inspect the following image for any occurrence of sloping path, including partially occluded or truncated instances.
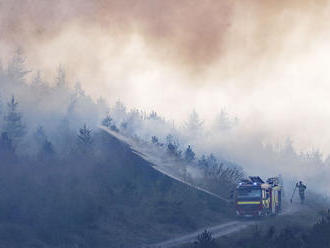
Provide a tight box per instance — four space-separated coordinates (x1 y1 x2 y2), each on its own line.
145 220 254 248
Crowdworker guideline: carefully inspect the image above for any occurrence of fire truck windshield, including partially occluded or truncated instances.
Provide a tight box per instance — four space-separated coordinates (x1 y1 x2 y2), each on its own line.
237 187 261 200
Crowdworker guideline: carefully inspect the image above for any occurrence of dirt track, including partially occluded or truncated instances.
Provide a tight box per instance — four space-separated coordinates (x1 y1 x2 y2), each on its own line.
144 220 254 248
145 204 300 248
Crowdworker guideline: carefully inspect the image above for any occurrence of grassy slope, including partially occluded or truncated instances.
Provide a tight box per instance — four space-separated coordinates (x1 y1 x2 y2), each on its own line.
0 130 232 248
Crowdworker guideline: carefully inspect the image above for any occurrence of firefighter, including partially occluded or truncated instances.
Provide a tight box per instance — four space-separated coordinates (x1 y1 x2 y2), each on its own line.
296 181 307 204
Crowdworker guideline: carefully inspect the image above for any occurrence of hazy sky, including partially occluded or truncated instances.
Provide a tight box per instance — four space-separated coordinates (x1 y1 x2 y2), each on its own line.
1 0 330 153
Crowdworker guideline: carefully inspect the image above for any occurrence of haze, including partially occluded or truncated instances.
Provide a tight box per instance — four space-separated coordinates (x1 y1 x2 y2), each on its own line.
1 0 330 154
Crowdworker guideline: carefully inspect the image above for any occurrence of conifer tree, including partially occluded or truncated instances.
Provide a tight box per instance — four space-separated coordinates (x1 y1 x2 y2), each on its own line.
102 114 119 131
184 145 195 162
3 96 25 145
77 124 93 153
7 48 30 81
185 110 203 134
34 126 55 156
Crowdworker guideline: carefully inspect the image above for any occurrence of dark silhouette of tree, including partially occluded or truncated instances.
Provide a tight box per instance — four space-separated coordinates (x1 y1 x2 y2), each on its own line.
184 145 195 162
102 114 119 132
102 115 113 128
193 230 216 248
148 111 162 121
166 134 181 158
77 124 93 152
151 136 159 144
3 96 25 145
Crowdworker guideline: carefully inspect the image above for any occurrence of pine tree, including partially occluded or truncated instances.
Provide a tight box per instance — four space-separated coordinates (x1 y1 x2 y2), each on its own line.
185 110 203 134
151 136 159 144
102 115 113 128
215 109 238 131
148 111 161 120
34 126 55 156
77 124 93 153
184 145 195 162
7 48 30 81
166 134 181 158
3 96 25 145
102 114 119 132
194 230 216 248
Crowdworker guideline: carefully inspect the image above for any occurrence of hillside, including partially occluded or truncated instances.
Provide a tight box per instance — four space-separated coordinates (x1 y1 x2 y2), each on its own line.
0 129 231 248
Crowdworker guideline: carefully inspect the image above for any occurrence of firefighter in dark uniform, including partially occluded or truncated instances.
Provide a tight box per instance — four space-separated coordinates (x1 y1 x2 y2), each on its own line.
296 181 307 204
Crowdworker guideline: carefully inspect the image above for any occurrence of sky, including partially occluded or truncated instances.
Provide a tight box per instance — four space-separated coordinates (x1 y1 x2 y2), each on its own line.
1 0 330 154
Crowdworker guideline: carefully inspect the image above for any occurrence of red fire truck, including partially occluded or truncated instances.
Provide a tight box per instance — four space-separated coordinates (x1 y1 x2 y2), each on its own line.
235 176 282 217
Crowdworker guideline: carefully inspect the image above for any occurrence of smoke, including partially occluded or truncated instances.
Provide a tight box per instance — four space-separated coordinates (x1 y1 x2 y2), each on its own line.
2 0 329 71
2 0 330 154
0 0 231 68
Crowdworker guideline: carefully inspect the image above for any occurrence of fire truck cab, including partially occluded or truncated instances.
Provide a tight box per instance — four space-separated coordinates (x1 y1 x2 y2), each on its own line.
235 176 282 217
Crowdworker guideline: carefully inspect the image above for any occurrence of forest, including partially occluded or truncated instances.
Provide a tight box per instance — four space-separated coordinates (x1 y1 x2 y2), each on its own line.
1 50 330 248
0 50 242 247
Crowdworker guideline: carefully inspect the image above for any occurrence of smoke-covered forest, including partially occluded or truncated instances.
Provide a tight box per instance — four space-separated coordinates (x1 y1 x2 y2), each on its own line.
0 51 242 247
3 0 330 247
2 50 330 196
1 51 330 247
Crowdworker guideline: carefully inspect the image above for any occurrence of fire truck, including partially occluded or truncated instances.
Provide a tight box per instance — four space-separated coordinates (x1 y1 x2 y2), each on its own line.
235 176 282 217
